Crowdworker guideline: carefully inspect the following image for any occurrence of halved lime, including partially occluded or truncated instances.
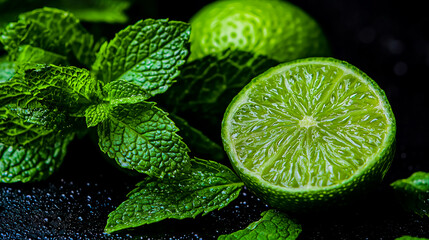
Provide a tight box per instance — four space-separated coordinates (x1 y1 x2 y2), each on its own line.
221 58 396 211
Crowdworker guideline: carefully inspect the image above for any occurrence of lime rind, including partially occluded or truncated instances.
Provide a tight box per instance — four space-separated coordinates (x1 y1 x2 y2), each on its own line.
189 0 330 62
222 57 396 210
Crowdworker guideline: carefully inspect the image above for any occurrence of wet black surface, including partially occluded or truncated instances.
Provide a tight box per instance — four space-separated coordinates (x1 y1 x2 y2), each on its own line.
0 136 272 240
2 0 429 239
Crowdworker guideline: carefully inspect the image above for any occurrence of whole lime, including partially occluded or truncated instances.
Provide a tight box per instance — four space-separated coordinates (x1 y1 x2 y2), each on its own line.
189 0 330 62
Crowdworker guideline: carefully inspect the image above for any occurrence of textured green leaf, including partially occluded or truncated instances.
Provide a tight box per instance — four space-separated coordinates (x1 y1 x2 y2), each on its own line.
0 64 93 145
0 102 65 146
15 45 68 65
0 132 74 183
391 172 429 218
218 209 302 240
86 79 153 128
0 57 15 83
0 65 54 146
92 18 190 97
0 7 97 66
1 64 101 115
105 158 244 233
97 101 191 178
169 113 224 161
160 50 278 122
85 103 110 128
0 74 32 107
104 79 152 105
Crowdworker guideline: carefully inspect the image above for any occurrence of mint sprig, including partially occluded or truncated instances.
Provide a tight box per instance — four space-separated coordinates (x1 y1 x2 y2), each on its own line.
1 8 193 181
0 7 248 236
105 158 244 233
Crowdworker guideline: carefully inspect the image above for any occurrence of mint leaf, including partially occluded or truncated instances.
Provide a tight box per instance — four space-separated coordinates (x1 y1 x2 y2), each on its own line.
97 101 191 178
391 171 429 218
104 158 244 233
0 7 97 66
159 50 278 124
218 209 302 240
0 132 74 183
0 102 64 146
0 57 15 83
0 64 93 145
2 64 101 115
92 18 190 97
104 79 152 105
15 45 67 65
169 113 224 161
85 103 110 128
20 64 101 113
85 79 153 128
0 66 67 145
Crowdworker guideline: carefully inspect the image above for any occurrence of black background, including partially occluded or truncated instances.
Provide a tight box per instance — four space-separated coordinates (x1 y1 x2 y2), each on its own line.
1 0 429 239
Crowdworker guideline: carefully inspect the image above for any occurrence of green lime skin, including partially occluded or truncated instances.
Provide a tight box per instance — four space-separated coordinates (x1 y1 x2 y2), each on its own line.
189 0 330 62
221 57 396 212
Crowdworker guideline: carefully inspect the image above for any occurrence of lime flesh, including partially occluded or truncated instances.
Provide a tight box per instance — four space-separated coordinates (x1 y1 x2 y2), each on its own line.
222 58 396 211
